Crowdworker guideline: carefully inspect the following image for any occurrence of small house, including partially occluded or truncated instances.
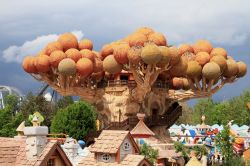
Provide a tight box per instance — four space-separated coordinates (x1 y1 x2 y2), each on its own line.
78 130 151 166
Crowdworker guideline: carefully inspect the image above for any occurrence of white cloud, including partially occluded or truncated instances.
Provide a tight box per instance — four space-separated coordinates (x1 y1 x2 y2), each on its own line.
1 30 84 63
1 0 250 62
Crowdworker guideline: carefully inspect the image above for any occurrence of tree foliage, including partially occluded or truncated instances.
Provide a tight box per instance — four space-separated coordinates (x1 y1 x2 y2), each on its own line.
215 124 234 162
178 89 250 125
56 96 74 109
20 92 56 127
139 143 159 164
0 100 25 137
50 101 96 140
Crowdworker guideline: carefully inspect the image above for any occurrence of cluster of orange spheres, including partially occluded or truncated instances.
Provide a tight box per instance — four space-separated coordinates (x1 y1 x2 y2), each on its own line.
22 33 104 80
22 27 247 90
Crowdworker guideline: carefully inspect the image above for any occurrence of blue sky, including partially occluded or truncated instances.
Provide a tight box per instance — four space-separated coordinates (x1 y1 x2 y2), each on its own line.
0 0 250 104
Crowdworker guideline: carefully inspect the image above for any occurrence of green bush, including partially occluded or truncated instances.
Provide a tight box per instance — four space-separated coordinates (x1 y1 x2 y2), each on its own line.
140 143 159 164
50 101 96 140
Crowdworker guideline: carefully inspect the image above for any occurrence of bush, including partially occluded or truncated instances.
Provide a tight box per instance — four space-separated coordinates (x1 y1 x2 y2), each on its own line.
140 143 159 164
50 101 96 140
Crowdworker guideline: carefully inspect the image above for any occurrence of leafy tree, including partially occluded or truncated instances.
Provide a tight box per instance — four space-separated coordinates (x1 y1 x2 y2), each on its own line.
174 141 190 159
0 104 25 137
139 143 159 164
176 102 195 125
50 101 96 140
20 92 56 127
192 145 208 156
178 89 250 126
215 124 234 163
56 96 74 109
4 94 19 110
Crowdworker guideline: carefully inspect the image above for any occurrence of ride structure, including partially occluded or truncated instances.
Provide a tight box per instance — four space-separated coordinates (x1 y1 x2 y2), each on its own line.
22 27 247 141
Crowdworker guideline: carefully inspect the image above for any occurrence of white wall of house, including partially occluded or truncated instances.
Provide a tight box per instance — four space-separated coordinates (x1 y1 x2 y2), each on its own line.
120 137 134 160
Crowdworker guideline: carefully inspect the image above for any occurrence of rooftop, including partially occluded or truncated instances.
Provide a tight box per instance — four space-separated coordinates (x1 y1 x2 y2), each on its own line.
0 137 70 166
130 119 155 137
89 130 130 154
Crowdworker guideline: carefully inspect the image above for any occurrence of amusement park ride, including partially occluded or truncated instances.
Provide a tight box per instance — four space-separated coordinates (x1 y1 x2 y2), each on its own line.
22 27 247 141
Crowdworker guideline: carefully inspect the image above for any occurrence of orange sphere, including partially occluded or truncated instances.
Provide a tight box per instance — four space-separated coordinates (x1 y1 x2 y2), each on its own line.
128 33 147 47
169 46 181 65
148 32 167 46
210 47 227 58
113 43 130 64
22 56 37 73
44 41 63 55
76 58 94 76
57 32 78 51
195 52 211 66
35 55 50 72
80 49 95 62
193 40 213 54
65 48 82 62
135 27 154 37
171 77 183 90
79 39 93 50
100 44 114 59
178 44 194 55
49 50 67 67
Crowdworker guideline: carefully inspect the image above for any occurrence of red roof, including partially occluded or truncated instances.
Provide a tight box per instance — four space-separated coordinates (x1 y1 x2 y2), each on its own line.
130 120 155 137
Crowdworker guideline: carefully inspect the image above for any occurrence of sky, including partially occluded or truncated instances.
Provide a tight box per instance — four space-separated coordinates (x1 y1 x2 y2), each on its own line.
0 0 250 104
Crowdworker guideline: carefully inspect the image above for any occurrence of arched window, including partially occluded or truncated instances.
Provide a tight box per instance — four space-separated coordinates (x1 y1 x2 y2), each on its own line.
102 154 111 162
123 141 131 151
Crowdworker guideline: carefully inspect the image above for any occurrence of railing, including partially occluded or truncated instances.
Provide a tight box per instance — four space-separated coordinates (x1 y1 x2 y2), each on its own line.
97 80 169 89
106 118 130 130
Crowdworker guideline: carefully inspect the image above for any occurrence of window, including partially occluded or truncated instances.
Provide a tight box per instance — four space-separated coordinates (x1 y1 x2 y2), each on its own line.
47 158 55 166
102 154 111 162
123 141 131 151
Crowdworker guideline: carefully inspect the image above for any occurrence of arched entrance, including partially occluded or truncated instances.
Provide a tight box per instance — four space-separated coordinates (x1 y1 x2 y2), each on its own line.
150 101 160 125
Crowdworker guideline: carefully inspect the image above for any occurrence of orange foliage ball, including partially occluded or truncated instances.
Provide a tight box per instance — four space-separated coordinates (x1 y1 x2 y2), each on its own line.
65 48 82 62
135 27 154 37
76 58 94 77
49 50 67 67
148 32 167 46
57 33 78 51
113 43 130 64
195 52 211 66
80 49 95 62
79 39 93 50
22 56 37 73
169 46 181 65
128 33 147 47
210 47 227 58
45 41 63 55
178 44 194 55
100 44 114 59
193 40 213 54
171 77 183 90
35 55 50 72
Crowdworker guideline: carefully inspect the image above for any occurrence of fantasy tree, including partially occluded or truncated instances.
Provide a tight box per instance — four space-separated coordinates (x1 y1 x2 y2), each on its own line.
22 27 247 139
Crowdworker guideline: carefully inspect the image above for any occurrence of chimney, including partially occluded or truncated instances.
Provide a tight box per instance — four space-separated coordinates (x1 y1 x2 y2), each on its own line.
137 113 145 121
63 137 79 164
24 116 48 159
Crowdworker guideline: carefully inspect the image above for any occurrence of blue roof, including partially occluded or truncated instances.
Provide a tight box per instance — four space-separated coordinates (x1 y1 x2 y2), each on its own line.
189 129 196 138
